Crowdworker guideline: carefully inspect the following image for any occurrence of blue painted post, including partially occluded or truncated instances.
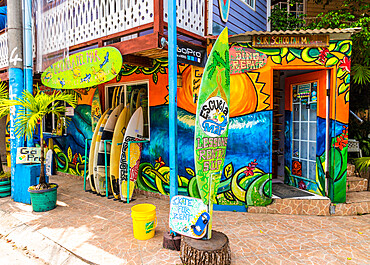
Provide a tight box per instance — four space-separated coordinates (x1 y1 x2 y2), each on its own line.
168 0 178 201
8 0 29 203
23 0 34 147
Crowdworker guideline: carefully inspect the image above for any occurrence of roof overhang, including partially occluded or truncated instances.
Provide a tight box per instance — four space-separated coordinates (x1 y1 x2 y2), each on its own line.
227 28 362 43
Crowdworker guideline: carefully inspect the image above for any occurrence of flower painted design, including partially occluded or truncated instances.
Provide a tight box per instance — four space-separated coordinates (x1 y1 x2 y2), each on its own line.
318 48 329 63
155 156 165 169
298 180 307 190
333 126 348 151
339 57 351 73
244 159 258 177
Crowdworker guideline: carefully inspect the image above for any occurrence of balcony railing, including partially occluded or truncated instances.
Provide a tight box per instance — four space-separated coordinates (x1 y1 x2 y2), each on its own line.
41 0 205 55
0 0 205 70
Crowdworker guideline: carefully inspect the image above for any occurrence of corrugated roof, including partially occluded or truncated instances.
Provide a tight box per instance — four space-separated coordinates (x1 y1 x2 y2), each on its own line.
230 28 361 37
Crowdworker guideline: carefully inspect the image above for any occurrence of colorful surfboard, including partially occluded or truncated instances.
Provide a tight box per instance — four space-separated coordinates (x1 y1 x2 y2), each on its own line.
88 109 109 192
194 27 230 206
45 149 54 177
41 47 122 89
119 107 144 201
91 88 102 131
93 109 112 193
110 105 131 199
96 104 123 195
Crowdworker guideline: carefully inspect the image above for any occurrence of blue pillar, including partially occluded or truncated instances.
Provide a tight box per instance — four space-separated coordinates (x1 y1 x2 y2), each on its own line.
168 0 178 200
23 0 33 147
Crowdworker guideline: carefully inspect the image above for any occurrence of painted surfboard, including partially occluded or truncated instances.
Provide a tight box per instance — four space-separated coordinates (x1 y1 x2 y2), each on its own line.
45 149 54 177
93 109 112 193
169 195 209 239
41 47 122 89
194 27 230 205
88 109 109 192
91 88 102 132
96 104 123 195
119 107 144 201
109 105 131 199
218 0 231 22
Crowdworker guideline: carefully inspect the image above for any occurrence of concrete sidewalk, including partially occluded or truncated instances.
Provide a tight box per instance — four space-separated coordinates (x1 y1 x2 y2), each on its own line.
0 175 369 265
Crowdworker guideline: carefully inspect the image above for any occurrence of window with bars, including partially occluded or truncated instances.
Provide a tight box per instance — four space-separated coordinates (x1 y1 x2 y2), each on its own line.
240 0 256 10
292 82 317 181
272 0 305 18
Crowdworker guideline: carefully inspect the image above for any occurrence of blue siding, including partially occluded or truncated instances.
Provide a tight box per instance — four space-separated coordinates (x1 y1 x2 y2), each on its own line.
212 0 267 35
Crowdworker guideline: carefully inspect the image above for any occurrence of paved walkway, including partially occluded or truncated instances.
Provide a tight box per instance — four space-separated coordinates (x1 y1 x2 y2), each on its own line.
0 175 369 265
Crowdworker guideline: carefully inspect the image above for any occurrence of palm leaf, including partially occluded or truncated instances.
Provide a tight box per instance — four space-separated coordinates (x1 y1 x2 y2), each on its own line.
11 89 77 139
353 157 370 173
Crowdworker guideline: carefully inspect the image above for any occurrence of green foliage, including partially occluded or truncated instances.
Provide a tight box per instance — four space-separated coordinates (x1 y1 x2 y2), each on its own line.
269 0 306 31
353 157 370 172
0 82 9 119
11 90 77 140
307 0 370 88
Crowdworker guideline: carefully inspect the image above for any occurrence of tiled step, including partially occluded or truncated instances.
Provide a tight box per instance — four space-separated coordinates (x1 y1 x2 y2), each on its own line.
247 198 331 216
347 164 357 177
331 191 370 216
347 176 368 192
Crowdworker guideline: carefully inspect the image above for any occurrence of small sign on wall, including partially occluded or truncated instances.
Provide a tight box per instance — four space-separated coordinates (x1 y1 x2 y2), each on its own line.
65 107 74 116
229 46 267 74
16 147 41 164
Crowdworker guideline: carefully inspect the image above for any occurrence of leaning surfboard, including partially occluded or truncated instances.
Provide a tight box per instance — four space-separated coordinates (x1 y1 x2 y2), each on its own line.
194 27 230 205
93 109 112 193
91 87 102 132
119 107 144 201
96 104 123 195
89 109 109 192
110 105 131 199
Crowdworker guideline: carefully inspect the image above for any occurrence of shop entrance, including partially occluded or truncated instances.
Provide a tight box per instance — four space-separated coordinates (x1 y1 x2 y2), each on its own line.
272 69 328 199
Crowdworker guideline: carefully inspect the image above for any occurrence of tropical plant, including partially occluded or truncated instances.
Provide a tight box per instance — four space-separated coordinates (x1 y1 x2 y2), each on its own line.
0 82 9 175
269 0 307 31
354 157 370 173
2 88 77 189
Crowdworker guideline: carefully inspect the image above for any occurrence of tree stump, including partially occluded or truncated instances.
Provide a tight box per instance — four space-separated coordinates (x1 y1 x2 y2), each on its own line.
180 231 231 265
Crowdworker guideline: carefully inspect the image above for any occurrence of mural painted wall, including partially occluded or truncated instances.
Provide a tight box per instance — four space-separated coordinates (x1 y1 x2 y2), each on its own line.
51 38 351 206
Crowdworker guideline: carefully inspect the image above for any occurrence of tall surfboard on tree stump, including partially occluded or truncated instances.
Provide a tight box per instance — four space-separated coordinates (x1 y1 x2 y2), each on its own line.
194 28 230 206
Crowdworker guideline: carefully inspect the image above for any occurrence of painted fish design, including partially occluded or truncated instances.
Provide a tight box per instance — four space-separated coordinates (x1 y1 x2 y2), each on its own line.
100 52 109 68
58 78 65 88
43 72 53 81
81 74 91 83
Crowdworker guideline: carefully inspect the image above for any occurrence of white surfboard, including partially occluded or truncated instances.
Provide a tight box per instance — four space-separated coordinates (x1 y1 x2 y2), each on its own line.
93 109 112 193
95 104 123 195
45 149 54 177
119 107 144 201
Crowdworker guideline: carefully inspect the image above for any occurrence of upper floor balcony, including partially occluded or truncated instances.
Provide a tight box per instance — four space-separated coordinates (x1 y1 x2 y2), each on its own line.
0 0 207 71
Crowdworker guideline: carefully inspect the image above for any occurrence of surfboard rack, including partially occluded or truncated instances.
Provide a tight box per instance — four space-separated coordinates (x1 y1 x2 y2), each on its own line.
126 140 149 204
83 138 92 191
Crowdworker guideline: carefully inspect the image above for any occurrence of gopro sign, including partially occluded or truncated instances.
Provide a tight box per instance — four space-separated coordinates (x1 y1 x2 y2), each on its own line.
177 43 206 67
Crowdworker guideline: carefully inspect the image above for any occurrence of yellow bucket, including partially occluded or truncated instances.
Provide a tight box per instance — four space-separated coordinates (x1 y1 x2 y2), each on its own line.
131 204 157 240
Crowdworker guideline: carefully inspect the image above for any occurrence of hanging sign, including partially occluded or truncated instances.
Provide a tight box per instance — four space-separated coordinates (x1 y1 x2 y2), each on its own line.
16 147 41 164
229 46 267 74
253 35 329 48
218 0 231 22
169 195 210 239
177 42 207 67
41 47 123 89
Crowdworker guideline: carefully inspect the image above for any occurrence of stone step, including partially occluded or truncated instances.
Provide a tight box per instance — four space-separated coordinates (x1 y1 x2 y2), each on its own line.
347 176 368 192
347 164 358 177
247 198 331 216
331 191 370 216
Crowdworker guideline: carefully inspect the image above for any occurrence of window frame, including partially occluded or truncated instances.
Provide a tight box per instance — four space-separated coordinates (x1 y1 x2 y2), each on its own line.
104 80 150 140
240 0 256 11
42 100 67 135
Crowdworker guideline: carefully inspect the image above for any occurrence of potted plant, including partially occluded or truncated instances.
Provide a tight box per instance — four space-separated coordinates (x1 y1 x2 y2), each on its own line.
1 86 76 211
